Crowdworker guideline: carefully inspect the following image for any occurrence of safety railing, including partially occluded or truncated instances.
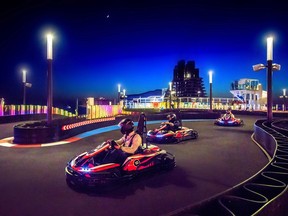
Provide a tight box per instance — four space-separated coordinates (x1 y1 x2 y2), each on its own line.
168 119 288 215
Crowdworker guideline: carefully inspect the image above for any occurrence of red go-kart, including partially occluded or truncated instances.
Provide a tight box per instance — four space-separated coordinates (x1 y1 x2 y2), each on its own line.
214 114 244 126
65 113 176 188
147 122 198 144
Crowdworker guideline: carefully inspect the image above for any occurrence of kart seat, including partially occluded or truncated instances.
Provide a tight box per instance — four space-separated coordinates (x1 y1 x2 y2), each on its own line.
174 111 183 130
136 112 148 148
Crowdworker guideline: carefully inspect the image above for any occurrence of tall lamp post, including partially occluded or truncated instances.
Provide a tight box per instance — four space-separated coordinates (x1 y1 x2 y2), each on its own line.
123 89 126 108
280 89 287 111
47 33 53 125
169 82 172 109
22 69 32 105
209 70 213 112
118 84 121 105
253 36 281 123
22 69 26 105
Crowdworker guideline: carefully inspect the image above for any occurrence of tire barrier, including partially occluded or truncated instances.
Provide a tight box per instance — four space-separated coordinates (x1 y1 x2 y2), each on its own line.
13 116 121 144
13 122 55 144
12 111 219 145
168 119 288 216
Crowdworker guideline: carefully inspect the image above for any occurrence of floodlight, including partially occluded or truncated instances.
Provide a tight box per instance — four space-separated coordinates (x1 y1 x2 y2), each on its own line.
252 64 266 71
25 83 32 88
272 63 281 71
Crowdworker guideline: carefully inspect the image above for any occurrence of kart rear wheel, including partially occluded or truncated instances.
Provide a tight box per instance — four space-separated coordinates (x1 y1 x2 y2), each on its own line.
174 138 181 144
193 131 198 139
161 154 176 171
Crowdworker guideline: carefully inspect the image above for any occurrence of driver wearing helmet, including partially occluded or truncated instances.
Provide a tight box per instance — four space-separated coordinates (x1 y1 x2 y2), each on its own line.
104 118 142 164
156 113 180 132
222 107 235 120
115 118 142 154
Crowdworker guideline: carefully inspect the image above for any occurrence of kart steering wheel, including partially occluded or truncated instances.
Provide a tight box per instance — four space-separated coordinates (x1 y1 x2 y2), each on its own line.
224 114 231 120
107 139 117 149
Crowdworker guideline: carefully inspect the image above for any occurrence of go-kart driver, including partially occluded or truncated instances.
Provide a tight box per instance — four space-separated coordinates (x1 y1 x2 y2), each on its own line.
155 113 180 132
222 107 235 120
103 118 142 164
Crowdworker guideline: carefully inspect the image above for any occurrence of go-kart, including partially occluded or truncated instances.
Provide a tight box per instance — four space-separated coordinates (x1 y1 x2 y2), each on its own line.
65 141 175 188
146 122 198 144
214 114 244 126
65 113 176 188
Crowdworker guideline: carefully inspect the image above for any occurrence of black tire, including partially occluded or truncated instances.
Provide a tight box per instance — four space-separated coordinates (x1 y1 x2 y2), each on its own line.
193 131 199 139
66 178 85 191
161 154 176 171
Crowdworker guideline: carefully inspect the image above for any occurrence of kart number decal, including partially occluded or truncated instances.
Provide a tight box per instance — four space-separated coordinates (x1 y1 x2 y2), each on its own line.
134 160 140 166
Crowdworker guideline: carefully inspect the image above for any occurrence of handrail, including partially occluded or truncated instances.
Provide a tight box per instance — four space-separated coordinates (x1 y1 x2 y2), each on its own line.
167 119 288 215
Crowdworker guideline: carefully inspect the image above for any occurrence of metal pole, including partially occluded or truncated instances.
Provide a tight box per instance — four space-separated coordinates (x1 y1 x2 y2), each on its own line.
170 92 172 109
47 59 53 125
208 70 213 112
169 82 172 109
118 92 120 105
117 84 121 105
267 60 273 123
76 98 79 116
210 82 212 111
23 83 26 105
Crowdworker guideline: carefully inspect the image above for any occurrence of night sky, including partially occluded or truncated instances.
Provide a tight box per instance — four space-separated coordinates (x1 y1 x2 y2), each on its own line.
0 0 287 108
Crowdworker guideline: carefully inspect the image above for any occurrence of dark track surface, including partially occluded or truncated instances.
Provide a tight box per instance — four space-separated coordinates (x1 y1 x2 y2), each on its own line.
0 116 268 216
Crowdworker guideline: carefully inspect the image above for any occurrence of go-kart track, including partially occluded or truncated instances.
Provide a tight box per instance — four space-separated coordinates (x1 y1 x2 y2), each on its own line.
0 115 269 216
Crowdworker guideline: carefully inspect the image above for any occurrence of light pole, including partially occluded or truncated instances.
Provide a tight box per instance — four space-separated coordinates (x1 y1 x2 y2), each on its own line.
123 89 126 108
253 36 281 123
169 82 172 109
47 33 53 125
22 69 26 105
75 98 79 116
209 70 213 112
280 88 287 111
118 84 121 105
22 69 32 105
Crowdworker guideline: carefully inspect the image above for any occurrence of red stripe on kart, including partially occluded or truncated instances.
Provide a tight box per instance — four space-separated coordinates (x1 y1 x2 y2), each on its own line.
90 163 120 172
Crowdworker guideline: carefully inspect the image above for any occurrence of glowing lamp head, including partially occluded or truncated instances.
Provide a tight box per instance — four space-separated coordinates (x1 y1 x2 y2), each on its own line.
208 71 213 84
267 36 273 61
22 69 26 83
47 33 53 60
